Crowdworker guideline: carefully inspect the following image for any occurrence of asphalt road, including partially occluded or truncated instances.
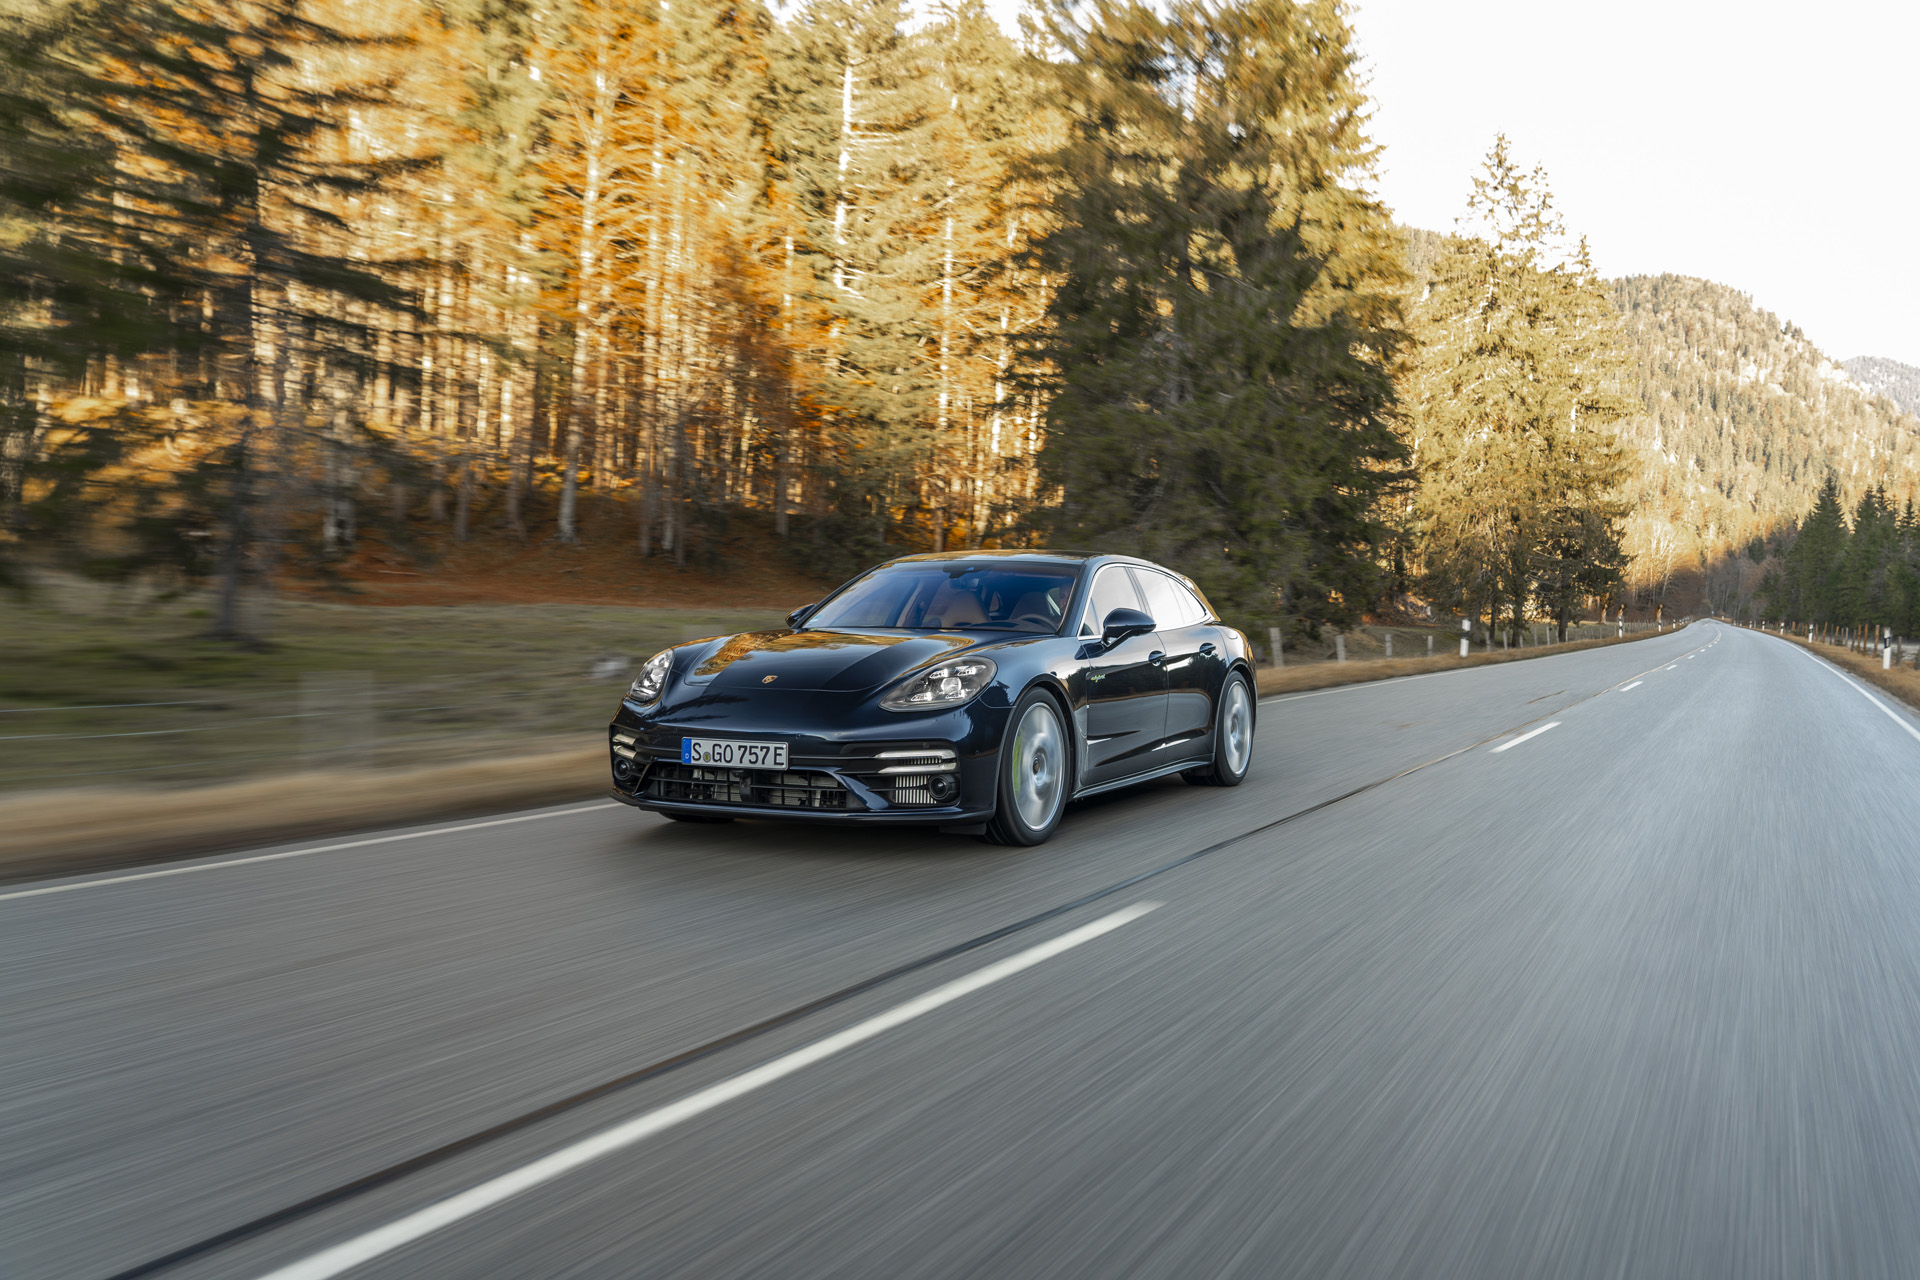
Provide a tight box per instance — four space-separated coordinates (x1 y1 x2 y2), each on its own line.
7 622 1920 1280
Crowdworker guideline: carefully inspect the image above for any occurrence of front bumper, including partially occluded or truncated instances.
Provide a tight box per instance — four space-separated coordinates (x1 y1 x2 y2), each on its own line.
606 787 995 826
607 700 1002 825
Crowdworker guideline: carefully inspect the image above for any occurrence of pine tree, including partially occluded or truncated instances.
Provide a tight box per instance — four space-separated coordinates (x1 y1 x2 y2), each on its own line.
771 0 949 575
916 0 1032 551
1408 139 1632 640
2 0 416 639
428 0 555 543
0 1 210 590
1781 474 1845 623
1023 0 1409 633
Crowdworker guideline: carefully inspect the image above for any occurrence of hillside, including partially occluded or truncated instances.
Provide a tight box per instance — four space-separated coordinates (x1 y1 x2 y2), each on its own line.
1844 356 1920 418
1608 276 1920 597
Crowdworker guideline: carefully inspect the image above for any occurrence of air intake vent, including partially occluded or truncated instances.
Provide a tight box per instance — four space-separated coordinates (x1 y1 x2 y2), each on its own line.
643 763 856 811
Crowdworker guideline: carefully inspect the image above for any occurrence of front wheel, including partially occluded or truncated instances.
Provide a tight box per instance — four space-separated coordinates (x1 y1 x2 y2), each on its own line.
985 690 1070 845
1184 671 1253 787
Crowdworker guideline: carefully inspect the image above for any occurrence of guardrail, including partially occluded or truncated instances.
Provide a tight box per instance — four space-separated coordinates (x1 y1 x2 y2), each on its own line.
1743 620 1917 670
1260 619 1667 666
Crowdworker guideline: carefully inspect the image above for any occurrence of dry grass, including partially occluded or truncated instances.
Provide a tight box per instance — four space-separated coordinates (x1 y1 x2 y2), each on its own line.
0 739 607 882
1763 631 1920 714
1255 626 1671 698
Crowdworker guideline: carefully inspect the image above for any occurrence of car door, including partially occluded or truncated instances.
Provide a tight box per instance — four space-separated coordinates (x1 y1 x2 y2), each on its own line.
1074 565 1169 786
1131 568 1223 762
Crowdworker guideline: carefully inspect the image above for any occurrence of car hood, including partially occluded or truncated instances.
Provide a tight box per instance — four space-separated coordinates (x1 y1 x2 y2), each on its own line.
682 628 988 694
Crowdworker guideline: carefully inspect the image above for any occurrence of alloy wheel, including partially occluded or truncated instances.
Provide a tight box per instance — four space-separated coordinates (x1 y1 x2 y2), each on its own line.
1222 679 1252 776
1010 700 1066 830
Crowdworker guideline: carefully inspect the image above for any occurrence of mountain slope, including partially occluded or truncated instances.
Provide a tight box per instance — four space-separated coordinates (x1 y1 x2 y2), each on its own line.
1843 356 1920 418
1608 275 1920 594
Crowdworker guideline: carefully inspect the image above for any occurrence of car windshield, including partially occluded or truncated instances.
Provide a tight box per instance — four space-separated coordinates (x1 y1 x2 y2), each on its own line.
806 563 1079 633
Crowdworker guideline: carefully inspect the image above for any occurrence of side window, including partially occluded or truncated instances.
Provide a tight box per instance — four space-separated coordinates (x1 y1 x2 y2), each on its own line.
1182 580 1218 622
1133 570 1207 628
1171 577 1213 624
1079 566 1142 637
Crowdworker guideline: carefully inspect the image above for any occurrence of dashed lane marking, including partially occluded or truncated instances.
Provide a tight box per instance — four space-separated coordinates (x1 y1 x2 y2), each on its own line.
1491 722 1561 753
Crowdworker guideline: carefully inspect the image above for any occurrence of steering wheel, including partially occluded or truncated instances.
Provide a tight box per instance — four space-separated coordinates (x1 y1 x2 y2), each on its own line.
1011 612 1056 630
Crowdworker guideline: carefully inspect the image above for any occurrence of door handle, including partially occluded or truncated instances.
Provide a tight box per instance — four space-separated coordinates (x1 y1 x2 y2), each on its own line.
1198 642 1216 656
1148 650 1167 666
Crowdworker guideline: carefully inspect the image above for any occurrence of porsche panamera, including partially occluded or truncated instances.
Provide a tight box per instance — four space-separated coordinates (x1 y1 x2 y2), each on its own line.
607 550 1256 844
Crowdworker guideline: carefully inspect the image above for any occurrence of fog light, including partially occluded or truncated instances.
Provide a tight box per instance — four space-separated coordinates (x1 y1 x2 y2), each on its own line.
612 756 637 783
926 773 958 803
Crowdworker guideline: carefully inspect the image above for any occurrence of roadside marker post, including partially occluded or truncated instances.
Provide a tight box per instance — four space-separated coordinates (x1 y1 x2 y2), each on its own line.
1427 635 1434 659
1385 632 1393 659
1335 634 1346 663
1460 617 1470 658
1268 626 1283 668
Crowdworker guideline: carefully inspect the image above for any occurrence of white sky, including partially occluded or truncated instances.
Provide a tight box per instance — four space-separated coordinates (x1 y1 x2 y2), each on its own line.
981 0 1920 367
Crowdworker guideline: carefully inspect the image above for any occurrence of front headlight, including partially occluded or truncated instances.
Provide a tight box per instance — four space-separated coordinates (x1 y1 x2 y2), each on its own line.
880 657 997 712
626 649 674 705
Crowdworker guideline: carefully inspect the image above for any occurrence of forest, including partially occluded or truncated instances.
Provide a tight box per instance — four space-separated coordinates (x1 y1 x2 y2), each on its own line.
3 0 1881 647
1752 477 1920 640
1607 276 1920 610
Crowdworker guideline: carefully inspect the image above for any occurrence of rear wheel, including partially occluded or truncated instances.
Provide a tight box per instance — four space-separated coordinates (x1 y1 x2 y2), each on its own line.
1184 671 1253 787
985 690 1070 845
664 811 734 824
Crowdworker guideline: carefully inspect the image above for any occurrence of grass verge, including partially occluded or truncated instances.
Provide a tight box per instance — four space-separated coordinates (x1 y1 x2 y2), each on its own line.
0 739 606 883
1254 625 1672 698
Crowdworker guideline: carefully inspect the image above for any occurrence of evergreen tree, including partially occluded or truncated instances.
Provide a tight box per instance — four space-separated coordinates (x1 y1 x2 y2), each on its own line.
1408 139 1632 641
916 0 1032 550
1780 474 1846 623
431 0 555 542
1834 486 1890 628
0 1 200 591
2 0 415 638
1023 0 1409 634
772 0 948 575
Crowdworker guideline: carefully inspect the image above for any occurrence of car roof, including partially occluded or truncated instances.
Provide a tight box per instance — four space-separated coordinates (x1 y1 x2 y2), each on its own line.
885 549 1152 568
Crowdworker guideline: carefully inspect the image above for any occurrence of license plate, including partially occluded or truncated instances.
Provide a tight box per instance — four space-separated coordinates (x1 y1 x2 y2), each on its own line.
681 738 788 769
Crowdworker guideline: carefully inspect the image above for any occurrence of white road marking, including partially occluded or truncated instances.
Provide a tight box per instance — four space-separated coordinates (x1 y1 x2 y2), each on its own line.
1619 681 1643 692
1788 647 1920 746
0 804 623 904
1491 722 1560 753
253 902 1162 1280
1261 666 1463 703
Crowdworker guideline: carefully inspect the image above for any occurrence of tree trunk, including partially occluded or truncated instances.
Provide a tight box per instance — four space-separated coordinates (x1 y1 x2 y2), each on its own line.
559 52 611 545
453 458 472 542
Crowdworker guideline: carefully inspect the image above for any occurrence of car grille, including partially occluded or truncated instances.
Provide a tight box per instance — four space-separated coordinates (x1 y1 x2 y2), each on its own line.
642 762 857 811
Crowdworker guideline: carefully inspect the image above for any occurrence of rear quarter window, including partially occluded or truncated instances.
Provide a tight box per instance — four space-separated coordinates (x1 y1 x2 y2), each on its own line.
1132 569 1209 628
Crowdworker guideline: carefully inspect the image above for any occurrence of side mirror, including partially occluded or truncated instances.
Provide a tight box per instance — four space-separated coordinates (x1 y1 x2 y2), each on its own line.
786 603 814 630
1101 607 1155 647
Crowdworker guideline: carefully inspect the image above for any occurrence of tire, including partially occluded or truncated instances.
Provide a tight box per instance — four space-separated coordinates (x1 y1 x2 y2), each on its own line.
984 689 1071 846
1183 671 1253 787
664 811 734 824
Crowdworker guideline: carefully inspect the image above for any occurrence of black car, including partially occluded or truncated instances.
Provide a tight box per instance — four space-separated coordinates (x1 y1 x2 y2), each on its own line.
607 551 1256 844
